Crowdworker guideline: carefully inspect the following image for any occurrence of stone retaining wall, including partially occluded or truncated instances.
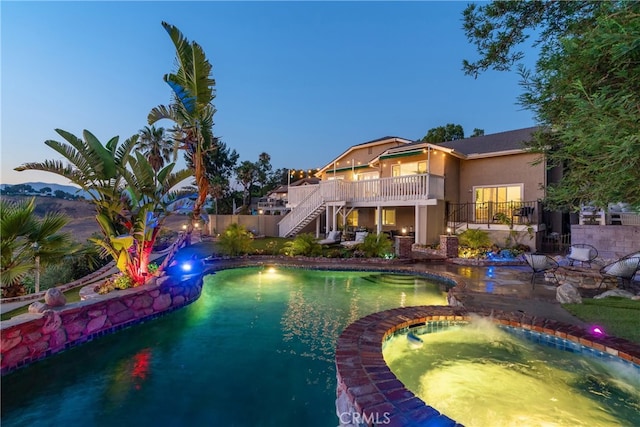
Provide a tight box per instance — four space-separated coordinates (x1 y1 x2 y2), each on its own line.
571 225 640 261
1 273 203 375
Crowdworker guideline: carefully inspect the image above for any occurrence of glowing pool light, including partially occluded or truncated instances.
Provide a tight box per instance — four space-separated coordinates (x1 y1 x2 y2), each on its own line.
181 262 193 272
590 325 605 336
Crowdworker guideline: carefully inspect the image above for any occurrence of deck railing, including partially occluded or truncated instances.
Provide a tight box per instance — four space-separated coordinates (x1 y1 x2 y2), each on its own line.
287 173 445 207
447 201 541 226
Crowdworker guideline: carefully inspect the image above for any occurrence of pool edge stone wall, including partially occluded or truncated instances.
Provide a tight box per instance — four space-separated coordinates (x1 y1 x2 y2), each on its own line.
0 273 204 375
334 306 640 427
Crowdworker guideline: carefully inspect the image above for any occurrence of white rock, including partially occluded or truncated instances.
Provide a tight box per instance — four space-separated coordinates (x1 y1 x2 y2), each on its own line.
556 283 582 304
28 301 47 313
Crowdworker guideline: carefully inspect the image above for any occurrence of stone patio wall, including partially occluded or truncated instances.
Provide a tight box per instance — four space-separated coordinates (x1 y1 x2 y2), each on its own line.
571 225 640 261
1 273 203 375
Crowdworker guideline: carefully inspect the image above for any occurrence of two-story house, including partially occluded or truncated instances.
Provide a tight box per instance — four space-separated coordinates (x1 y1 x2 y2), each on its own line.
279 127 560 251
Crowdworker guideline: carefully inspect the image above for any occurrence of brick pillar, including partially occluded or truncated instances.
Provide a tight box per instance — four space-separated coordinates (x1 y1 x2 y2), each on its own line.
394 236 413 259
439 235 459 258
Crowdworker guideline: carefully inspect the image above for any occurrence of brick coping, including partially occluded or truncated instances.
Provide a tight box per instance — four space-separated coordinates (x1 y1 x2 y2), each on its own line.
334 306 640 426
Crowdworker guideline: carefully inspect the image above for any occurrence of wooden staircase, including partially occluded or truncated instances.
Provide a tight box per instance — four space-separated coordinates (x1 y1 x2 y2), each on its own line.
278 186 326 237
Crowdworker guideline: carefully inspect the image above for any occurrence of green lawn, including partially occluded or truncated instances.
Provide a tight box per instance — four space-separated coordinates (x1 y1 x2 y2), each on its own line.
563 297 640 344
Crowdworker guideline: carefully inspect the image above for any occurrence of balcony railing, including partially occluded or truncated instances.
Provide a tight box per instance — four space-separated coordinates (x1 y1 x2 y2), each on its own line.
287 173 445 207
447 201 541 225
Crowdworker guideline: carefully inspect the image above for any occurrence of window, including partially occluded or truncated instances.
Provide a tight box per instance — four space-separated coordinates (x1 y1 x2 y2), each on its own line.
375 209 396 226
347 211 358 227
474 185 522 204
473 185 523 222
391 162 427 177
357 172 379 180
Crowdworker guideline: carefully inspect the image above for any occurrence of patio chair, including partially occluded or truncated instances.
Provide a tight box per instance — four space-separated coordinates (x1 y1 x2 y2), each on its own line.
341 231 368 249
523 253 559 289
318 230 341 245
566 243 598 268
598 257 640 290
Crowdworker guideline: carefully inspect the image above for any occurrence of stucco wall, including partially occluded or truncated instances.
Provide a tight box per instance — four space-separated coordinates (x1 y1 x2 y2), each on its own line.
207 214 281 237
458 152 546 203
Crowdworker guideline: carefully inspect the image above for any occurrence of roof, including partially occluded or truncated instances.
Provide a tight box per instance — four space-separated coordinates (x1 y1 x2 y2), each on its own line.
317 136 412 175
290 177 320 186
437 126 540 157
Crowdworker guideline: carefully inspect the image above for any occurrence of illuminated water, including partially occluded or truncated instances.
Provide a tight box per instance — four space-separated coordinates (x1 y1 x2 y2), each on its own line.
1 267 447 426
383 318 640 427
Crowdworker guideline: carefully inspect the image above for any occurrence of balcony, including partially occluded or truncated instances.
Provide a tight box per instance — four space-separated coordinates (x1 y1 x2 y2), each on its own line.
287 173 445 208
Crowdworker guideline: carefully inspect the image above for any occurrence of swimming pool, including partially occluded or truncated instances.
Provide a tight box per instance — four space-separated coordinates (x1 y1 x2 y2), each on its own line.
1 267 448 426
383 318 640 426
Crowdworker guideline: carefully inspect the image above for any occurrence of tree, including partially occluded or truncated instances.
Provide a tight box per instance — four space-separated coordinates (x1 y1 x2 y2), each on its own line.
0 198 77 296
256 152 272 194
148 22 217 232
420 124 464 143
40 187 52 194
184 137 238 215
137 125 174 173
463 1 640 210
15 129 190 285
471 128 485 137
235 160 259 211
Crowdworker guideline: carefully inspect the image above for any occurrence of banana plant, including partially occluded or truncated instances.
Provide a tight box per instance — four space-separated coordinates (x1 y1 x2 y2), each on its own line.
16 130 191 285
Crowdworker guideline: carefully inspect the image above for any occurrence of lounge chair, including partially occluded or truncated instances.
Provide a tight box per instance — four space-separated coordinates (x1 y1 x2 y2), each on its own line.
566 243 598 268
341 231 368 249
598 256 640 290
318 230 341 245
523 253 559 289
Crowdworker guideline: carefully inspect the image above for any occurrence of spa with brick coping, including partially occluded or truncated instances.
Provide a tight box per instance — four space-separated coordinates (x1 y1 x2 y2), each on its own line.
334 305 640 427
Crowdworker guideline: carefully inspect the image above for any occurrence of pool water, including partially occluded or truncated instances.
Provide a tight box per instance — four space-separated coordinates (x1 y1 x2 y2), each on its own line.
1 267 448 426
383 318 640 427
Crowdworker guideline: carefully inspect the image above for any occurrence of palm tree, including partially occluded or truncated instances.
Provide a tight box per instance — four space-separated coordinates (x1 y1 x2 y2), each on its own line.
148 21 217 237
138 125 174 173
1 198 77 296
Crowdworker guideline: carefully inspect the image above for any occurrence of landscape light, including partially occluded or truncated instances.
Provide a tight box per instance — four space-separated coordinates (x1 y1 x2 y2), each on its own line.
590 325 605 337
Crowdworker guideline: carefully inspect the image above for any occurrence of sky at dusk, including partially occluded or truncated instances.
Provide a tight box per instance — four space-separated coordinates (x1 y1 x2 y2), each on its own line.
1 1 538 187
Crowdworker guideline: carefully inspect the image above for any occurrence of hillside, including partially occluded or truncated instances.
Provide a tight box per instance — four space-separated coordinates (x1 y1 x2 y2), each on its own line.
3 196 187 243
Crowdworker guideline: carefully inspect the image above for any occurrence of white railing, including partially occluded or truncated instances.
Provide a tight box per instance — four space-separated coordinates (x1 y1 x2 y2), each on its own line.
280 174 445 236
287 185 319 207
278 185 324 236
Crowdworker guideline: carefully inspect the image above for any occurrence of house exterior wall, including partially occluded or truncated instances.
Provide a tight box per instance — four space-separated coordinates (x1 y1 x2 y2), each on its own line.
443 155 460 204
457 152 546 203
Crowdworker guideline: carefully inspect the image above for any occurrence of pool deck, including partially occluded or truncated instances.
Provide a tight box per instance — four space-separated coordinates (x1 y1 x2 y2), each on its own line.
1 249 586 328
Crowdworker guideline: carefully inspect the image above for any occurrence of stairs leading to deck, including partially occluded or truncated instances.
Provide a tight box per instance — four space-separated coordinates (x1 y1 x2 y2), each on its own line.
279 186 325 237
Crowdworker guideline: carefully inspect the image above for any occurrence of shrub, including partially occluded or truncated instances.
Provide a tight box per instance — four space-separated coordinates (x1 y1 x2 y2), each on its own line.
218 223 253 256
359 233 393 258
458 228 492 249
147 263 159 274
282 233 322 257
114 274 133 290
95 280 115 295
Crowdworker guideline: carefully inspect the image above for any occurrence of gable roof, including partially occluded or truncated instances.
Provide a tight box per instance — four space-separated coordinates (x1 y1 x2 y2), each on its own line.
317 136 412 175
437 126 540 157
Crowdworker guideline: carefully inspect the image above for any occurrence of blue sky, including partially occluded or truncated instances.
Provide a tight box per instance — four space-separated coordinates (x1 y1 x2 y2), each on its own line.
1 1 537 187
